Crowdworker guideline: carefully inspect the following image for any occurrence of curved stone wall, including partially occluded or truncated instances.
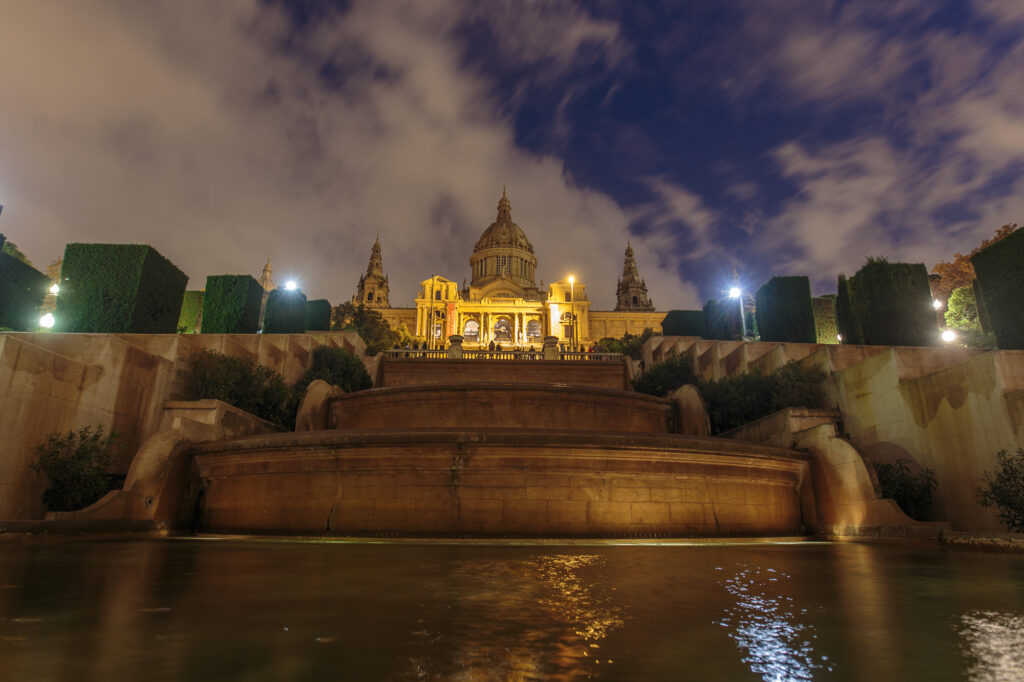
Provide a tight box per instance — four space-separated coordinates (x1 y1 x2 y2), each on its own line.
192 429 811 537
329 383 674 433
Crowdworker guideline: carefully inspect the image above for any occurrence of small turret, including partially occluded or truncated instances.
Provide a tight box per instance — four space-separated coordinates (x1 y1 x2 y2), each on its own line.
614 241 654 311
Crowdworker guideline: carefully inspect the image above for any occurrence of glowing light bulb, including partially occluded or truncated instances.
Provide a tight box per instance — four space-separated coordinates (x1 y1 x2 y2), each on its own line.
729 287 741 299
836 334 843 342
284 281 297 291
568 276 574 285
941 329 957 343
49 283 60 295
39 313 55 329
933 299 942 310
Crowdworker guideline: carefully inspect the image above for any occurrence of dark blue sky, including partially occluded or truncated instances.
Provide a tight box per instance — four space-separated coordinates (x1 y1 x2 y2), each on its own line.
2 1 1022 307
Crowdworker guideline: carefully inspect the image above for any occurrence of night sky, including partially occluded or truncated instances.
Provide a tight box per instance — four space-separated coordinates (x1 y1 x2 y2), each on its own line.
1 1 1022 309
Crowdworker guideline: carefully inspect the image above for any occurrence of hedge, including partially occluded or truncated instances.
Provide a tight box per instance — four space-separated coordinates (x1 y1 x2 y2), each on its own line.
305 299 332 332
973 278 992 333
263 288 307 333
0 252 49 330
56 244 187 333
812 296 839 344
661 310 706 337
703 298 742 341
842 259 936 346
177 290 204 334
754 276 816 343
201 275 263 334
835 274 861 344
971 227 1024 349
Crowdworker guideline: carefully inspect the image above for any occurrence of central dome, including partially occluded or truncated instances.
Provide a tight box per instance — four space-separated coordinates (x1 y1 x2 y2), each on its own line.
473 190 534 254
468 189 539 291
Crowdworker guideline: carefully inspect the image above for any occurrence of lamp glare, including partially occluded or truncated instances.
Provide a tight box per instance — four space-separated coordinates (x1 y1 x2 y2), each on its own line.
285 281 297 291
933 299 942 310
941 329 957 343
49 283 60 295
728 287 741 299
39 313 55 329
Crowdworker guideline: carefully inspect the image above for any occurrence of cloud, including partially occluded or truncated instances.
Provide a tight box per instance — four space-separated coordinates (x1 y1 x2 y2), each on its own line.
0 0 693 310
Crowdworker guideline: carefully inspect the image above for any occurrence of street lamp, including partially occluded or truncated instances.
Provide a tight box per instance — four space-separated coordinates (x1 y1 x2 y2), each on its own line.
728 285 747 339
941 329 957 344
284 280 298 291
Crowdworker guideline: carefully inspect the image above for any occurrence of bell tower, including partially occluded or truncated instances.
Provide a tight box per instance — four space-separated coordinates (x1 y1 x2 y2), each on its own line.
353 235 391 308
614 242 654 311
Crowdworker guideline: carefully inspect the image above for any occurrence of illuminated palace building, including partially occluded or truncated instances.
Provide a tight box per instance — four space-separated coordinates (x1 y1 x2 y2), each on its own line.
352 191 666 348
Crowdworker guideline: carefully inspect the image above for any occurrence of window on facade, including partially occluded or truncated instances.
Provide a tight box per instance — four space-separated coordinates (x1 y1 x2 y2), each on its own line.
526 320 541 339
564 293 571 302
367 291 373 302
464 320 480 342
632 296 638 304
434 290 441 300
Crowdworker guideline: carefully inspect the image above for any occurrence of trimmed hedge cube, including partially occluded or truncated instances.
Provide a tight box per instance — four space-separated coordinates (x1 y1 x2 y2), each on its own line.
971 227 1024 349
703 298 742 341
848 259 936 346
201 275 264 334
754 276 816 343
0 252 49 330
812 296 839 344
661 310 706 337
56 244 187 333
177 290 204 334
263 288 307 333
305 299 332 332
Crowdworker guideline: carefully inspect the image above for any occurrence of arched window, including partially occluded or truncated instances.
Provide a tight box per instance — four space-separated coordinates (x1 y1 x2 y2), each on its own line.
632 295 638 304
434 290 441 300
526 320 541 339
367 291 374 302
463 319 480 342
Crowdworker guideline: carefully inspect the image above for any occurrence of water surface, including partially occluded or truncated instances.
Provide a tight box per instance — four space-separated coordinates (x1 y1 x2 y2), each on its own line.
1 538 1022 680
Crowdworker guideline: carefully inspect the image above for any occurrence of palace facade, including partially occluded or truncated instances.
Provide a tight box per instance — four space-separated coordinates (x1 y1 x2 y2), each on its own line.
363 190 666 347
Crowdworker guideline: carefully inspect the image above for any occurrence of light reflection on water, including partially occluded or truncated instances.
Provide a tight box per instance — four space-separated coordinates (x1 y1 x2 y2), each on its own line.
958 611 1024 682
0 539 1023 680
716 565 832 681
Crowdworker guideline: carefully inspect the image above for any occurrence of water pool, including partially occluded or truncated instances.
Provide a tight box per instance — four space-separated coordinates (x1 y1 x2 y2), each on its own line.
1 538 1022 680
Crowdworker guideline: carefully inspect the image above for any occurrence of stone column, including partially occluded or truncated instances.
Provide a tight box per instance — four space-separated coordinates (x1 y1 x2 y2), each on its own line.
514 313 519 344
447 335 464 359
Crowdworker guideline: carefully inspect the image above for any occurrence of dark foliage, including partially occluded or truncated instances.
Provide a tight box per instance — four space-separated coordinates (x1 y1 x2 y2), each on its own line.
632 353 696 397
597 328 655 360
178 349 292 428
971 227 1024 349
754 276 816 343
31 426 124 512
812 296 839 344
978 448 1024 531
305 299 332 332
696 362 828 434
846 258 937 346
202 275 264 334
264 287 307 334
661 310 706 337
973 278 992 334
835 274 861 344
331 302 399 355
0 251 49 330
703 298 742 341
872 458 936 521
56 244 187 333
177 290 204 334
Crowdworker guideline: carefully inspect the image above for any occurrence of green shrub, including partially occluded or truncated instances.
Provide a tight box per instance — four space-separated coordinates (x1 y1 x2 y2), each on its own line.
661 310 706 337
697 362 827 434
835 274 862 344
56 244 188 333
31 426 124 512
331 302 400 355
597 328 654 360
288 345 373 421
944 286 979 330
201 275 264 334
971 227 1024 349
846 258 936 346
305 299 332 332
177 290 204 334
812 296 839 344
704 298 742 341
0 252 49 330
178 350 291 428
978 448 1024 531
872 458 936 521
632 353 696 397
264 288 307 334
754 276 816 343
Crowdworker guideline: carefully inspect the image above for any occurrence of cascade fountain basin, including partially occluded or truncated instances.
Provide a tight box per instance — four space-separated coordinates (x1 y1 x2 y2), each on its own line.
328 383 675 433
192 429 813 537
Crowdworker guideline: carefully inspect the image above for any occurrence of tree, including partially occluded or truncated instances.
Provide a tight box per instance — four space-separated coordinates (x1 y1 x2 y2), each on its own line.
330 302 399 355
931 223 1019 301
1 240 32 266
978 448 1024 532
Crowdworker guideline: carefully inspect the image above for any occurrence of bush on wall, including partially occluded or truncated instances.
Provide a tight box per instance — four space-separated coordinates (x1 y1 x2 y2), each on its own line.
703 298 742 341
56 244 188 333
812 296 839 344
872 458 936 521
305 299 332 332
31 426 124 512
264 288 307 334
178 349 292 428
971 227 1024 349
201 275 263 334
844 258 936 346
661 310 706 337
0 251 49 330
754 276 816 343
177 290 204 334
978 448 1024 531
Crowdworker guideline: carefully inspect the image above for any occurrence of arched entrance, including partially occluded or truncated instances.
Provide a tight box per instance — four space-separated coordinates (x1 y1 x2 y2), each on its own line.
463 319 480 342
493 317 513 343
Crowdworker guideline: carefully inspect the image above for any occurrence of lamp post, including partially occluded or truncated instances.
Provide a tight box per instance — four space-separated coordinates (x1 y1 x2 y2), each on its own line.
568 276 576 352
